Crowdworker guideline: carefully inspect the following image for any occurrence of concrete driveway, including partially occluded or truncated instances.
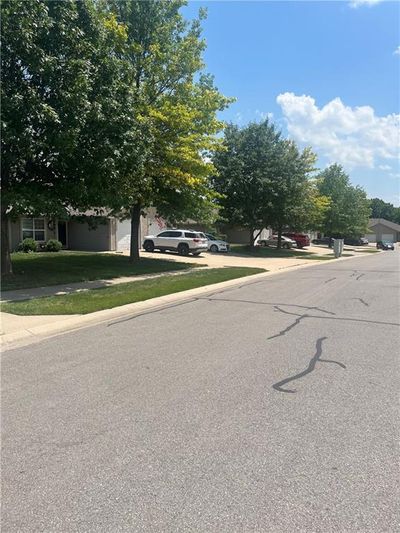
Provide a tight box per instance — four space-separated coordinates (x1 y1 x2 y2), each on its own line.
137 243 374 271
2 251 398 531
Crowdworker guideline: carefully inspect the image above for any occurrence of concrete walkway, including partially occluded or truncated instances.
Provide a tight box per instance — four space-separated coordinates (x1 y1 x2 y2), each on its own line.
0 268 206 303
0 247 378 350
1 244 343 303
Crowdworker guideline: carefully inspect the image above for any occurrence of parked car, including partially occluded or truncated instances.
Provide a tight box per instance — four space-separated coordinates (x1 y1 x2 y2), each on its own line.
258 235 297 249
376 240 395 250
143 229 208 256
344 237 369 246
205 233 230 253
282 232 310 249
311 237 331 245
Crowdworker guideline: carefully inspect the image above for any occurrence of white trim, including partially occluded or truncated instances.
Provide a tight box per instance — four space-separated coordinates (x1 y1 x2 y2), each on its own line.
20 217 47 242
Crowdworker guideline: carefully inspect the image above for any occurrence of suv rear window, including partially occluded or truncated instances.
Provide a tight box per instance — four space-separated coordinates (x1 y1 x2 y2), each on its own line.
184 232 196 238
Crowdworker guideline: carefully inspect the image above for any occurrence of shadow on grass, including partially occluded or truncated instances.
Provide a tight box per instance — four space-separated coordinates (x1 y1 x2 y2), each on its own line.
229 245 346 261
2 252 199 291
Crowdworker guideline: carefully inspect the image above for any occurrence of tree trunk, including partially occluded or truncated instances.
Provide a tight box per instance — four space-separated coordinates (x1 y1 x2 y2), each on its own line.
129 203 141 263
249 227 255 248
1 204 13 276
277 225 283 249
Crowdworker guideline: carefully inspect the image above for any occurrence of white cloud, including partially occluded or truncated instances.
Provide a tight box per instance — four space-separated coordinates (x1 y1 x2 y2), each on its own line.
379 164 392 171
255 110 274 121
235 111 243 124
276 92 400 170
394 46 400 56
349 0 384 7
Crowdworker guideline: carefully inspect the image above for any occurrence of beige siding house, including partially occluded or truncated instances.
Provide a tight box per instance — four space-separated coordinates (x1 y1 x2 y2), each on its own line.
364 218 400 243
7 208 165 253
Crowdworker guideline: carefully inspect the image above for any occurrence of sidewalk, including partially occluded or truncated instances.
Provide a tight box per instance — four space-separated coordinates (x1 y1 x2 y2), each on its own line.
0 250 374 351
0 267 207 303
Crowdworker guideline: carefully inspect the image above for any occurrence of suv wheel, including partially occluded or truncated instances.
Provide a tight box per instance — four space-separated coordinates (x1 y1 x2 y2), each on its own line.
143 240 154 252
283 243 290 249
177 243 189 256
210 244 218 253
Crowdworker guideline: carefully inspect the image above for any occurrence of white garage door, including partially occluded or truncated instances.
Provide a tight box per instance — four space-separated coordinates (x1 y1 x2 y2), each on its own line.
365 233 376 243
382 233 394 242
116 220 131 252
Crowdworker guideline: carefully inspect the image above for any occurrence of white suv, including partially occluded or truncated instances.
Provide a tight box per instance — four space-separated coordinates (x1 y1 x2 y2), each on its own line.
142 230 208 256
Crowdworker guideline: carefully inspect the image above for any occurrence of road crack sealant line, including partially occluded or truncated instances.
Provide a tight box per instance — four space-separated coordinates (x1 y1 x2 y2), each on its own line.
1 251 384 350
272 336 346 394
267 305 400 334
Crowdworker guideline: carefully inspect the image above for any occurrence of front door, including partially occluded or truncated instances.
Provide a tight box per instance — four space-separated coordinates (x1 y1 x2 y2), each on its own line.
57 221 67 247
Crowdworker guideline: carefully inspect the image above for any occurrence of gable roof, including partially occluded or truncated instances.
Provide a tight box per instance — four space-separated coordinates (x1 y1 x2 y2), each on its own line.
368 218 400 231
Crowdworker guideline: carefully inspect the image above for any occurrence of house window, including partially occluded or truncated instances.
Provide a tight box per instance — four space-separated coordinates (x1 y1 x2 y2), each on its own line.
22 218 45 241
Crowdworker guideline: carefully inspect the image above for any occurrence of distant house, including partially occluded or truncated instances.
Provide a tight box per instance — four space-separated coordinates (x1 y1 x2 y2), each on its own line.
7 208 165 252
364 218 400 243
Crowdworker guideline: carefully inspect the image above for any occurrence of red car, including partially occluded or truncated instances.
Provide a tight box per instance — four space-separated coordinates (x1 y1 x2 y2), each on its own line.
282 232 310 249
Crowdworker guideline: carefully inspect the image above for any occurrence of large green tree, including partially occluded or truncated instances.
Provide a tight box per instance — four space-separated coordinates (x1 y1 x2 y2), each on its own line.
212 120 323 248
103 0 231 261
212 121 283 247
1 0 141 275
369 198 400 224
265 140 317 248
317 164 371 238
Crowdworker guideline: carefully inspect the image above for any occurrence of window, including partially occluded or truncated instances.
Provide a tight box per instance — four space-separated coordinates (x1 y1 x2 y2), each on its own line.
22 218 45 241
169 231 182 237
185 232 196 238
157 231 179 238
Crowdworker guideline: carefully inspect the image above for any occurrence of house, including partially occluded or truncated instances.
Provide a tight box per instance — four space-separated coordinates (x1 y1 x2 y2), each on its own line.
7 208 165 253
364 218 400 243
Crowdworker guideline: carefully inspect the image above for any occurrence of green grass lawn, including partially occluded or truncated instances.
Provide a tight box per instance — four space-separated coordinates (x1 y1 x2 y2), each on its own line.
1 252 197 291
1 267 265 315
352 248 380 253
230 245 353 261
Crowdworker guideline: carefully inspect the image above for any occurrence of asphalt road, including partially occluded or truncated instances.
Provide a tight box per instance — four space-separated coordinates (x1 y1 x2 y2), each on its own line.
2 252 399 532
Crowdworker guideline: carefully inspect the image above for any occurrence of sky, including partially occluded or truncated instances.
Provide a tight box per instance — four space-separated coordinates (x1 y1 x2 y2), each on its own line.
183 0 400 205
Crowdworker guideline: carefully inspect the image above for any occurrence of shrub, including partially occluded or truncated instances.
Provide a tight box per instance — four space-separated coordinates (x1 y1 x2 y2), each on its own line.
46 239 62 252
18 238 38 253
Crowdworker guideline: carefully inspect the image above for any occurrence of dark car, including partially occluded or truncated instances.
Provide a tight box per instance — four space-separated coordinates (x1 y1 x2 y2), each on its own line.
311 237 331 245
344 237 369 246
282 232 310 249
376 241 395 250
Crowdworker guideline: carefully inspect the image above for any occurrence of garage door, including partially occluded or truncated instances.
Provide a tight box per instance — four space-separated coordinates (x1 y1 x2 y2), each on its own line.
382 233 395 242
365 233 376 243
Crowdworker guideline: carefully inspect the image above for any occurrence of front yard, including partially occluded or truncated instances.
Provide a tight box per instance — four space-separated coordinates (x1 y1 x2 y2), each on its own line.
1 252 197 291
2 267 265 315
230 245 354 260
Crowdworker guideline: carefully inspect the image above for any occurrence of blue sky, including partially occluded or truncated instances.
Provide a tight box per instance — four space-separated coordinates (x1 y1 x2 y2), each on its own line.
184 0 400 205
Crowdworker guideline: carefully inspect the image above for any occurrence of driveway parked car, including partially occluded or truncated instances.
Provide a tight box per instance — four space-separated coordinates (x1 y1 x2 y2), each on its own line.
282 232 310 249
311 237 331 245
258 235 297 249
205 233 230 253
344 237 369 246
143 230 208 256
376 240 395 250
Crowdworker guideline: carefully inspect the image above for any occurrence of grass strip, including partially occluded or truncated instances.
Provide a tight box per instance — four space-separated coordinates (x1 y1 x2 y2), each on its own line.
230 245 352 261
2 267 265 316
2 252 197 291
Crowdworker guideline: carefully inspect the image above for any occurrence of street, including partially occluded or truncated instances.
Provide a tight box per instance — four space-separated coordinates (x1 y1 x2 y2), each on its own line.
2 252 399 532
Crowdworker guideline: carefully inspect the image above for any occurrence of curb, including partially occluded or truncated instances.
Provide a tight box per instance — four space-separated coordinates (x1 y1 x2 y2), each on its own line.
0 252 377 351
